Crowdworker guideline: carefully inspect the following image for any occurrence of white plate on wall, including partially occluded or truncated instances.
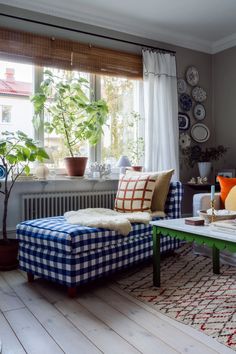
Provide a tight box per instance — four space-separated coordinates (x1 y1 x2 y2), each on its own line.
179 133 191 148
191 123 210 143
192 86 207 102
193 104 206 120
186 66 199 86
177 79 187 94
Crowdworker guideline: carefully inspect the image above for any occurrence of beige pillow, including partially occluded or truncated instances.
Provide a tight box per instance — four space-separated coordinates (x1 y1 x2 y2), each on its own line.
225 186 236 211
126 169 174 212
151 211 166 218
114 173 158 213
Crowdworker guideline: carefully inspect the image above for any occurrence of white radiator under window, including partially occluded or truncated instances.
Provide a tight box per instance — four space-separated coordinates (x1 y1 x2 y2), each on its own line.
22 190 117 220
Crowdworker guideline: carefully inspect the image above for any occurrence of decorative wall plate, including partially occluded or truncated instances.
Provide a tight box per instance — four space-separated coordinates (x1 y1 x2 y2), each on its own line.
179 93 192 111
178 112 190 130
179 133 191 148
193 104 206 120
0 165 6 179
177 79 187 94
191 123 210 143
186 66 199 86
192 86 207 102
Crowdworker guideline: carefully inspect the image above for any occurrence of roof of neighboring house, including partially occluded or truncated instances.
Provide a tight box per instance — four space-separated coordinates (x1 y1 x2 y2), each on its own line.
0 80 32 96
0 68 32 97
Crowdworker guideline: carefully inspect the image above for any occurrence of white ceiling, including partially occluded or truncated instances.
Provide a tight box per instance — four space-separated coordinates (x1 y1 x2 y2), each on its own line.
1 0 236 53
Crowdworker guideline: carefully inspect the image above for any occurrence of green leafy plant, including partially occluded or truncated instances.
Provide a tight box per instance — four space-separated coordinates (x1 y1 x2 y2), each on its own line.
182 145 228 168
0 131 49 242
31 70 109 157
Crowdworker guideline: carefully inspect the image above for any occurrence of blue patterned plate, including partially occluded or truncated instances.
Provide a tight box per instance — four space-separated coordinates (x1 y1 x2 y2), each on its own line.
0 165 6 179
179 93 192 111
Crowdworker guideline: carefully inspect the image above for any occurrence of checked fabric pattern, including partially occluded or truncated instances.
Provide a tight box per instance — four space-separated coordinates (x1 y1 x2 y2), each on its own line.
17 182 183 288
114 174 157 213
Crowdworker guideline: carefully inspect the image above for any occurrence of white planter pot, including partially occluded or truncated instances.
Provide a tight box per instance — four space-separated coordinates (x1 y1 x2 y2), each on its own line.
198 162 212 178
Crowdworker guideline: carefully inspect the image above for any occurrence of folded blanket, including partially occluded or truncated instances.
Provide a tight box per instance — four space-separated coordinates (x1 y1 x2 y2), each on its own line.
64 208 151 236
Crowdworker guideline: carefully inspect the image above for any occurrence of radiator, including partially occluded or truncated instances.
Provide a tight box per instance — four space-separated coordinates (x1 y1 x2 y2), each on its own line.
22 190 117 220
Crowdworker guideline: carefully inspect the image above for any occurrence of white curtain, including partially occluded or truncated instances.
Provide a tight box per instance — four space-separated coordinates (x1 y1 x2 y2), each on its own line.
142 50 179 180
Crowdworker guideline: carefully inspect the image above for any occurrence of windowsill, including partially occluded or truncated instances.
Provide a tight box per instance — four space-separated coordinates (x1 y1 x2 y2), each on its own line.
12 175 119 183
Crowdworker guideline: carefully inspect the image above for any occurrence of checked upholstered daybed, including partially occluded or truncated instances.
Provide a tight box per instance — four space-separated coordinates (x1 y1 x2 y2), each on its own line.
16 178 183 297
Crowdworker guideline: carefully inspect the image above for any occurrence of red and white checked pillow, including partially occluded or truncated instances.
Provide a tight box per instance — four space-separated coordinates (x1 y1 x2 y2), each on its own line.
114 174 158 213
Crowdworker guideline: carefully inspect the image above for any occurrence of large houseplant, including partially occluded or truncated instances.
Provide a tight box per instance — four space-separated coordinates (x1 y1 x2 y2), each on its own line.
31 70 109 176
0 131 49 269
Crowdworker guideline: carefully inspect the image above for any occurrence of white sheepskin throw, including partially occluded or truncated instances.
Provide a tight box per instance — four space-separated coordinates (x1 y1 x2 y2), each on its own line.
64 208 151 236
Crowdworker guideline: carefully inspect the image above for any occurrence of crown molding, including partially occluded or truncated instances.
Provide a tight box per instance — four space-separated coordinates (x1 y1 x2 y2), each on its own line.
3 1 236 54
211 32 236 54
0 1 213 54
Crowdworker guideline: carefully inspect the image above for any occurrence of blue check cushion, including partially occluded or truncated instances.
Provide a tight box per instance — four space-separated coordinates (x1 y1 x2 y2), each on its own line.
18 235 180 287
17 217 156 254
17 181 183 287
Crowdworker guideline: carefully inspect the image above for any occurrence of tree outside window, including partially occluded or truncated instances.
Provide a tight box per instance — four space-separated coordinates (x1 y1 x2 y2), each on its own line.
101 76 142 166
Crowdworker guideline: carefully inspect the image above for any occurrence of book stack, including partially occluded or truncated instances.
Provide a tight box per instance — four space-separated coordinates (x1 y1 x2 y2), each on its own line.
185 218 205 226
211 219 236 234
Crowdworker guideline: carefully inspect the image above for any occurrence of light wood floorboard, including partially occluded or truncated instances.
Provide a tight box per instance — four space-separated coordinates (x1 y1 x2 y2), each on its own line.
0 270 234 354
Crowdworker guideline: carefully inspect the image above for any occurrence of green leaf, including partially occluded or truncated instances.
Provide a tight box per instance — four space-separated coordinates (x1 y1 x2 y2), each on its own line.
24 165 30 175
6 154 17 164
37 148 49 160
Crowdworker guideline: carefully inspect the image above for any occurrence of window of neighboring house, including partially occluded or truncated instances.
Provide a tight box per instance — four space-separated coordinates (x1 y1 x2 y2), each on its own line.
0 60 34 137
1 105 12 123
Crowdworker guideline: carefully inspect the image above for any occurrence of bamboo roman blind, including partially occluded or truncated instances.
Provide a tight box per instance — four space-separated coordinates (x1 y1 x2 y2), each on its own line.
0 27 143 79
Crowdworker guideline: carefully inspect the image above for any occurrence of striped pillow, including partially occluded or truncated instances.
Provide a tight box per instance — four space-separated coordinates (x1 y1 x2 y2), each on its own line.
114 174 158 213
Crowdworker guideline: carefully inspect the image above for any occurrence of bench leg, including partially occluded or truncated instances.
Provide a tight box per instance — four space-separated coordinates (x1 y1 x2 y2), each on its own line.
67 287 77 298
27 273 34 283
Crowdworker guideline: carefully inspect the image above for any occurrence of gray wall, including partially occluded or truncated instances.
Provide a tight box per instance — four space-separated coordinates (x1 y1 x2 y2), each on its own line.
213 47 236 172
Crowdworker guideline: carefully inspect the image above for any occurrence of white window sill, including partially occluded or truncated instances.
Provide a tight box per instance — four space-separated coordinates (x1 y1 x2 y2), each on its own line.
12 175 119 183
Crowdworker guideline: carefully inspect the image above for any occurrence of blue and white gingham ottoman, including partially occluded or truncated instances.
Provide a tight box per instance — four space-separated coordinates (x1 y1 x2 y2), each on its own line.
16 182 183 297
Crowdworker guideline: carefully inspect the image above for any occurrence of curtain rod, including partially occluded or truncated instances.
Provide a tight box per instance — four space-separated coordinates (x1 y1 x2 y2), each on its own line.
0 12 176 55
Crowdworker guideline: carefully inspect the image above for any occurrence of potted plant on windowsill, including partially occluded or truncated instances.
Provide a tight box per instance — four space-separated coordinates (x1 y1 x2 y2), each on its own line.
0 130 49 270
31 70 109 176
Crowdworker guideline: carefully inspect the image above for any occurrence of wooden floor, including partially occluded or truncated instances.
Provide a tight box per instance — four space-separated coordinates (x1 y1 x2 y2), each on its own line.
0 270 234 354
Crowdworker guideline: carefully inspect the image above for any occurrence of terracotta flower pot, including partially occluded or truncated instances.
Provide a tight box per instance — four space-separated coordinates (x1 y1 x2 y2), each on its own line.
0 239 19 270
64 157 88 176
130 166 143 172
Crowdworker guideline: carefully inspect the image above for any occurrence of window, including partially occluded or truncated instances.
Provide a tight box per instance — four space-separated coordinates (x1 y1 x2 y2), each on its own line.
0 60 34 137
42 67 90 168
0 28 143 170
100 76 142 167
0 63 143 169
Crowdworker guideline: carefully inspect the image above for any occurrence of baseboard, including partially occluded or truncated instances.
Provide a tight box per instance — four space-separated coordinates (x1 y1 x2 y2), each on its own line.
0 228 16 239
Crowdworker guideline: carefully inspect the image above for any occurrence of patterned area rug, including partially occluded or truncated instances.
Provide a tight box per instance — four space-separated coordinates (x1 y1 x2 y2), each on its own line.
115 245 236 350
